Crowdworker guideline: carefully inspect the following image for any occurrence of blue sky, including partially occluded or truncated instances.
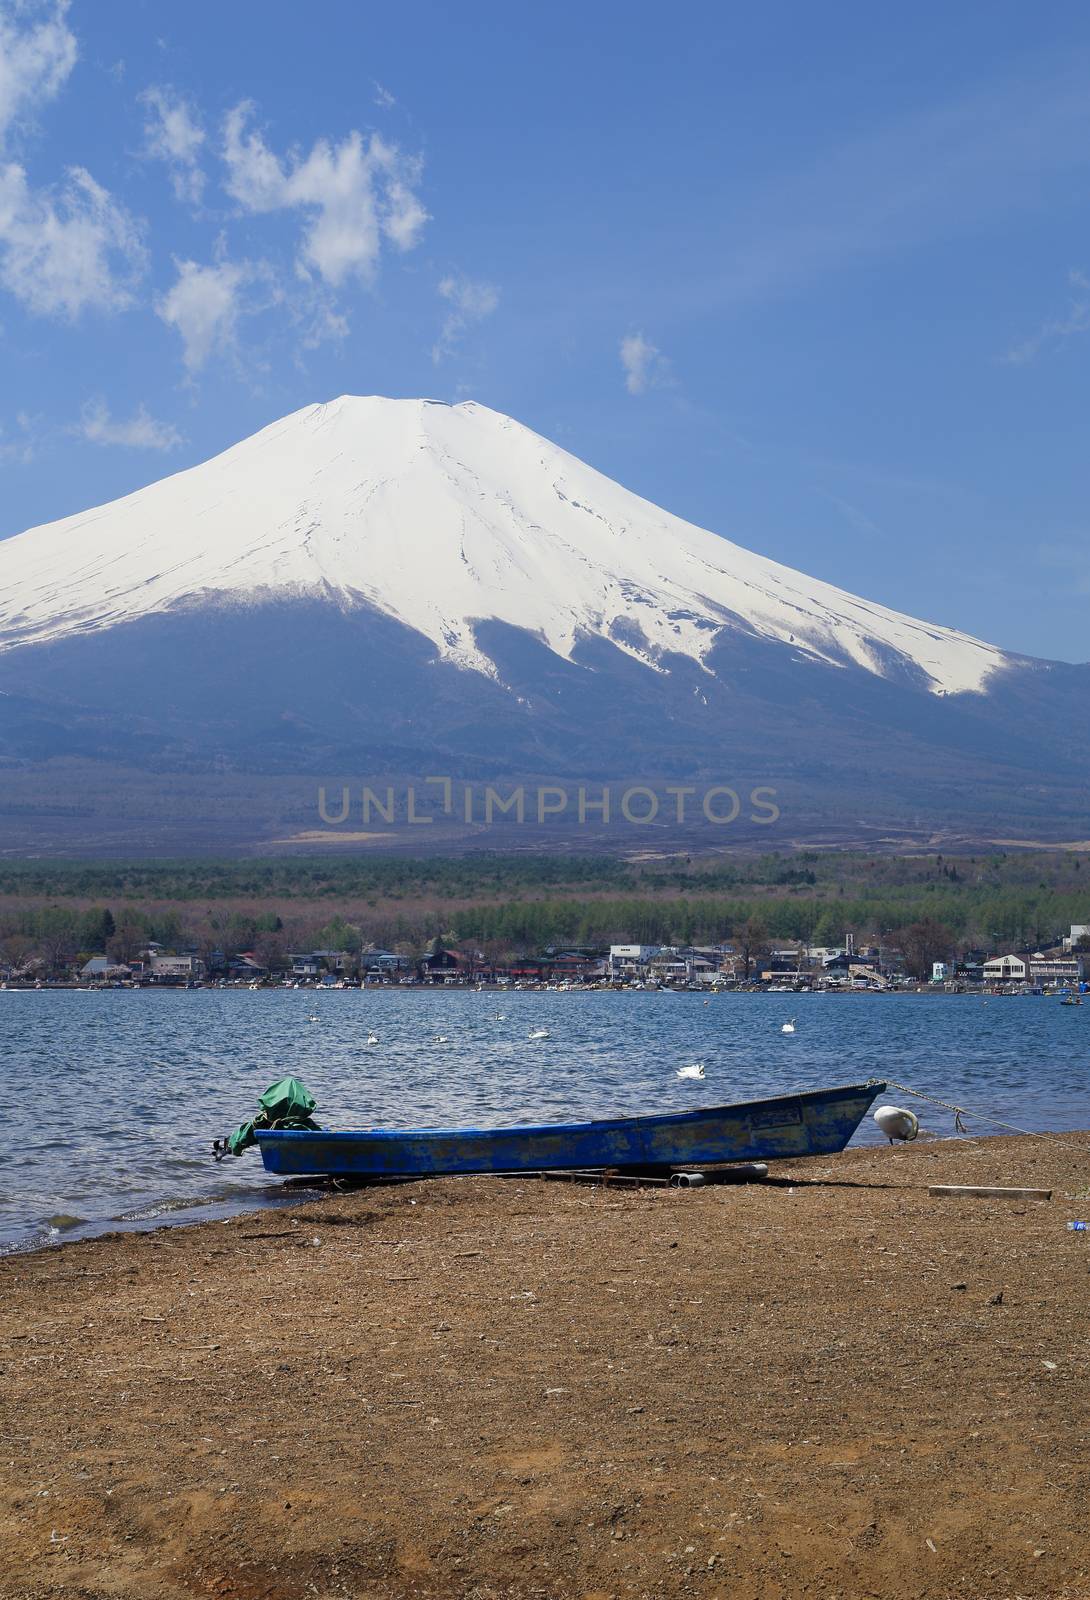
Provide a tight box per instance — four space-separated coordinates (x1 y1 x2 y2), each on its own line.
1 0 1088 663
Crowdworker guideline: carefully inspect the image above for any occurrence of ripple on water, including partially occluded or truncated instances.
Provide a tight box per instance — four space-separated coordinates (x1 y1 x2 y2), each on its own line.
1 988 1086 1251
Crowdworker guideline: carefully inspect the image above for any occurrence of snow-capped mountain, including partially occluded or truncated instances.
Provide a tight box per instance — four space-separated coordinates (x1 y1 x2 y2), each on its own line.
0 396 1085 852
0 395 1009 696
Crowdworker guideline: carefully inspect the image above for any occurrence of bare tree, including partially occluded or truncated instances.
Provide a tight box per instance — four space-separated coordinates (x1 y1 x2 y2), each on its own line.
738 917 770 982
900 919 956 981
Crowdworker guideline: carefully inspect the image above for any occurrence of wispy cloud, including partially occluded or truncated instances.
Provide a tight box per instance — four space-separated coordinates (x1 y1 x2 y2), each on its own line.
373 82 396 110
821 491 882 539
1002 269 1090 366
76 397 182 450
672 63 1090 318
222 102 428 289
0 162 146 317
157 255 255 372
1035 538 1090 596
432 273 498 362
0 5 146 319
0 409 37 463
140 85 205 206
0 0 76 150
619 330 669 395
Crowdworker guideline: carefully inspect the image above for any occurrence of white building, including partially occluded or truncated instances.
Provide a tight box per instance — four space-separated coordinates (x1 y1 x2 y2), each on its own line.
982 955 1027 984
150 954 200 980
608 944 660 980
1028 953 1084 984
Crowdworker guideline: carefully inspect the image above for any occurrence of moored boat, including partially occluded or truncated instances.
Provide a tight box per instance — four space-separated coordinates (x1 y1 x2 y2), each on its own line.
255 1080 885 1179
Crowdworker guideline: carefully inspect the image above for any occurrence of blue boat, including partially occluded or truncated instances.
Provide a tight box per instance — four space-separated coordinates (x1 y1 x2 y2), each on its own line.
256 1080 885 1179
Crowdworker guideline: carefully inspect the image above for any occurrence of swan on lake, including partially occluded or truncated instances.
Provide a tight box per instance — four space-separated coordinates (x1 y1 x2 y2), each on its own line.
677 1064 705 1080
434 1034 450 1044
781 1019 797 1034
366 1032 379 1046
527 1027 550 1041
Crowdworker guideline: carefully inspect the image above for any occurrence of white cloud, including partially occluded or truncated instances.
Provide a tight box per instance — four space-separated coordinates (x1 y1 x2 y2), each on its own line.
0 6 146 320
1003 269 1090 366
373 82 396 110
620 330 669 395
0 161 145 317
0 0 76 150
222 103 428 287
77 397 182 450
298 297 349 350
0 408 36 462
140 85 205 206
157 256 251 371
432 273 499 362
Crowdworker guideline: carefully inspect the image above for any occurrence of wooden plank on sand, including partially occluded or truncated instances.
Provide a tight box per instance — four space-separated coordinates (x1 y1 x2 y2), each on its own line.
929 1184 1052 1200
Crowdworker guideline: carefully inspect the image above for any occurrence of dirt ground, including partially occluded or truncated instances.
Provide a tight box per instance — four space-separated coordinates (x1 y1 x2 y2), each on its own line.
1 1133 1088 1600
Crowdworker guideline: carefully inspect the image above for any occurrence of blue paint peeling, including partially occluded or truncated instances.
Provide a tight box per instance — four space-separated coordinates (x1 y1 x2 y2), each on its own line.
256 1082 885 1178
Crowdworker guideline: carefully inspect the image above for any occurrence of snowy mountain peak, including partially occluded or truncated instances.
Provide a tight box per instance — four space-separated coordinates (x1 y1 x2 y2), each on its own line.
0 394 1010 696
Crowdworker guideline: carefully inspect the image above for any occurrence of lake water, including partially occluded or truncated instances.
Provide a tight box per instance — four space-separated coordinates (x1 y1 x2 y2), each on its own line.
1 988 1086 1252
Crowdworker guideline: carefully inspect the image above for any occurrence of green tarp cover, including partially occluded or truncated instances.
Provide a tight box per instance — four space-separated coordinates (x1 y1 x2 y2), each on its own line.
226 1076 319 1156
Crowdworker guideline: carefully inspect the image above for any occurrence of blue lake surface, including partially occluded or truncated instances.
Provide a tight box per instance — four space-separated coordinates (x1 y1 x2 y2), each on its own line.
1 988 1087 1252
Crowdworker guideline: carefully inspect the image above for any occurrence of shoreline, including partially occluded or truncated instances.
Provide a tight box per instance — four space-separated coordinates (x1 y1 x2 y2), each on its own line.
1 981 1066 994
2 1130 1087 1599
0 1125 1032 1260
6 1119 1086 1262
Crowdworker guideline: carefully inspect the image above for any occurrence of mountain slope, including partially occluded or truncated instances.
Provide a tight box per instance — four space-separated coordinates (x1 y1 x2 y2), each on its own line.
0 395 1010 697
0 396 1085 853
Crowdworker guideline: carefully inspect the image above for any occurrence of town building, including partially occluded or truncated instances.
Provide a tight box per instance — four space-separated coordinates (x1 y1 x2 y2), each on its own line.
149 953 201 981
608 944 660 981
982 954 1028 984
1028 953 1084 985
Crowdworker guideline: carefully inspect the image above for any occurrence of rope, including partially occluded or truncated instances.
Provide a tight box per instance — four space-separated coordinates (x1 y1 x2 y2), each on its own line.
870 1077 1090 1150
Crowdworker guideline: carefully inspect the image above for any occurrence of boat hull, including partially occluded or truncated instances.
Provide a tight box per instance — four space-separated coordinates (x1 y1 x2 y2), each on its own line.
256 1081 885 1178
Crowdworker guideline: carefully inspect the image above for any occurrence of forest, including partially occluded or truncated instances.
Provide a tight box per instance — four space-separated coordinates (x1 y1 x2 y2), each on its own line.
0 850 1086 973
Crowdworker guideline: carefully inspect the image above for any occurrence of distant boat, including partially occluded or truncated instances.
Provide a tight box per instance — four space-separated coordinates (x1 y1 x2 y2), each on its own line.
256 1081 886 1179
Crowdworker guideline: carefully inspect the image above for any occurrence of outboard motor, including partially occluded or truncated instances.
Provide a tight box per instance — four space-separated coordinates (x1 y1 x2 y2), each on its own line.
213 1076 319 1160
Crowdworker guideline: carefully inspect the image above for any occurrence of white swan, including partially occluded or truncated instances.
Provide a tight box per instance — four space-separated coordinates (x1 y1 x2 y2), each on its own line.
677 1064 705 1080
782 1019 797 1034
527 1027 550 1041
366 1032 379 1046
873 1105 919 1143
434 1034 450 1044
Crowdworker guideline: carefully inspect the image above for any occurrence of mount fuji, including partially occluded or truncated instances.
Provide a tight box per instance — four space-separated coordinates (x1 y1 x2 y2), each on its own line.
0 396 1085 852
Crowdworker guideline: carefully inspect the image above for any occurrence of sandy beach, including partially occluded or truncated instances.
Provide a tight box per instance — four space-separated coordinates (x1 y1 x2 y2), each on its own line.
2 1133 1088 1600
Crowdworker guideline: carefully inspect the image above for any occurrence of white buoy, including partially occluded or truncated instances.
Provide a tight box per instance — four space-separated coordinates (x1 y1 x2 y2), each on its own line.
874 1105 919 1143
677 1063 705 1080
